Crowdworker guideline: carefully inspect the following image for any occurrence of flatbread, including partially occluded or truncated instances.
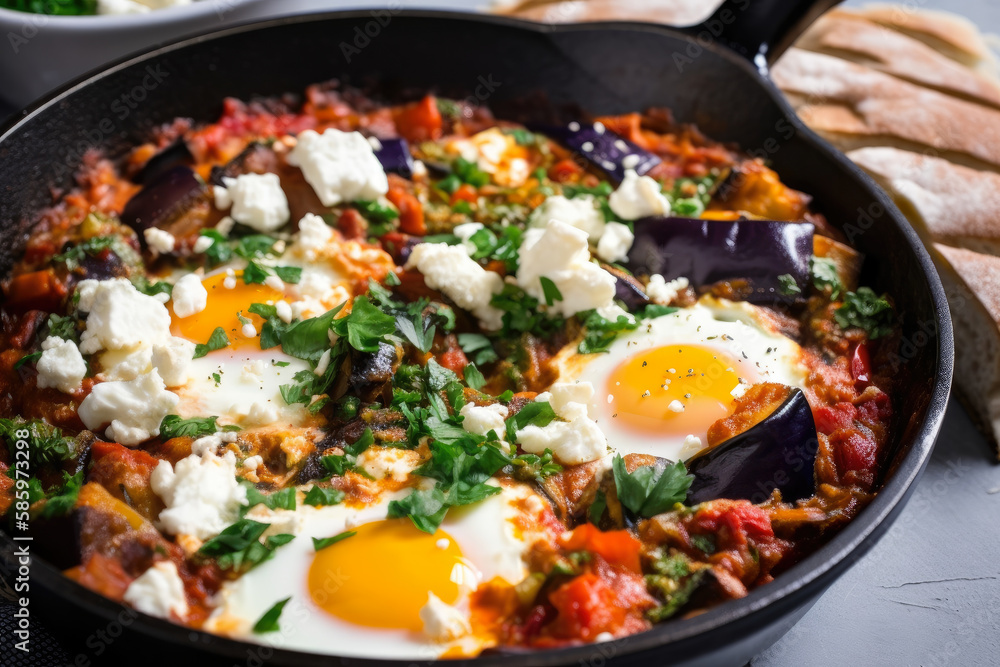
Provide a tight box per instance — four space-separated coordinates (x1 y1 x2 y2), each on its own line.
773 49 1000 172
796 14 1000 108
848 146 1000 256
494 0 715 26
933 244 1000 458
835 4 996 70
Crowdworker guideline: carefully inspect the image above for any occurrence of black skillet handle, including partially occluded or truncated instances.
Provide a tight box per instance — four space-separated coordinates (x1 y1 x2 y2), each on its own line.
679 0 842 69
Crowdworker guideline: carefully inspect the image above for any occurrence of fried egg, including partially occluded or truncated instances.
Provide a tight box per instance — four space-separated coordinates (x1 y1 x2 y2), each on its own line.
553 297 807 461
167 267 342 428
206 481 553 659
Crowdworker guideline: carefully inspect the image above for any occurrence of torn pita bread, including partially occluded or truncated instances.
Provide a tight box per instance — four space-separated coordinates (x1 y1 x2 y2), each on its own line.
796 14 1000 109
848 146 1000 255
773 49 1000 171
835 4 996 71
933 244 1000 458
494 0 713 26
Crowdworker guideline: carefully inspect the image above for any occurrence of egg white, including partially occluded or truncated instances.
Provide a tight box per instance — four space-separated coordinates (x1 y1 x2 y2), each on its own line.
173 349 312 428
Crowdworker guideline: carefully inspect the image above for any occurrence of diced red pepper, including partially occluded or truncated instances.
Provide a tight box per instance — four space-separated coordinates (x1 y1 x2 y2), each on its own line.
337 208 367 241
692 500 774 548
87 441 163 522
559 523 643 574
548 573 627 642
65 553 132 602
831 429 878 475
5 269 67 312
813 402 858 435
386 187 426 236
549 158 584 183
851 343 872 391
856 390 892 427
450 183 479 206
437 334 469 375
392 95 443 143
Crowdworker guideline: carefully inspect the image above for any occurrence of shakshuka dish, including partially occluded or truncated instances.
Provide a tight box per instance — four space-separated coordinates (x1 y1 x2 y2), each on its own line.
0 83 898 658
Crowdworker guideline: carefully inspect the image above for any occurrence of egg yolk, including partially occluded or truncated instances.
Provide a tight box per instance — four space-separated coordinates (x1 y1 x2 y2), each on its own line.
308 519 474 631
607 344 745 437
171 273 283 349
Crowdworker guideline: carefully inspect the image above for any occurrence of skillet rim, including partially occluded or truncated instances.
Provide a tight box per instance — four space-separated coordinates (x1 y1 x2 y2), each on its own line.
0 9 954 666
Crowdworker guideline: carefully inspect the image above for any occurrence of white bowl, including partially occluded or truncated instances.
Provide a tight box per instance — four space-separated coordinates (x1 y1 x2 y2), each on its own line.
0 0 294 108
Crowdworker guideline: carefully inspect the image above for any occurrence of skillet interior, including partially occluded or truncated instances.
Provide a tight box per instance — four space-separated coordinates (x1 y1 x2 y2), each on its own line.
0 11 952 666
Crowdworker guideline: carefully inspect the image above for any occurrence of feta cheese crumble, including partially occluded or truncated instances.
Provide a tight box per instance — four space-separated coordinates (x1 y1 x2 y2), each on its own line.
459 402 509 437
293 213 335 260
35 337 86 394
287 129 389 206
78 369 179 445
122 561 189 621
77 278 172 355
420 592 472 642
516 220 617 318
214 173 290 233
516 382 608 465
143 228 176 254
609 169 671 220
528 195 606 241
645 275 689 305
405 243 505 330
151 449 247 540
595 221 635 264
171 273 208 319
150 337 196 387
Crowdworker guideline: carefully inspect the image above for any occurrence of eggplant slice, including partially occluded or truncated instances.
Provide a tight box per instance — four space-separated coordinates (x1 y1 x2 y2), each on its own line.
529 121 662 182
686 388 818 505
628 217 815 303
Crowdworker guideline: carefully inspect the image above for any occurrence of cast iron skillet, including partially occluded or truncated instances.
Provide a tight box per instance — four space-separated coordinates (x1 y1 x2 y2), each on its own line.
0 1 953 665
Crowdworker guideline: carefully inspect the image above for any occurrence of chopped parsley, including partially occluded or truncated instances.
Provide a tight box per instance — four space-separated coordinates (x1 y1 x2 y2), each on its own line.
13 352 42 370
159 415 238 440
810 256 843 299
52 232 140 270
539 276 563 306
39 471 83 519
253 597 291 634
835 287 894 339
197 230 233 266
777 274 801 296
457 333 498 366
0 418 76 467
46 313 79 343
0 0 97 15
193 327 230 359
577 304 677 354
197 519 295 573
303 485 345 507
330 296 396 353
244 484 296 512
312 530 357 551
242 260 270 285
234 234 280 260
612 454 692 518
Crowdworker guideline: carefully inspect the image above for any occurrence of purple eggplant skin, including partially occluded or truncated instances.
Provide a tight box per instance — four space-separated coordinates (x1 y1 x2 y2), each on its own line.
685 388 818 505
528 122 661 183
133 139 193 185
627 217 814 304
120 165 204 241
373 138 415 177
603 263 651 310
